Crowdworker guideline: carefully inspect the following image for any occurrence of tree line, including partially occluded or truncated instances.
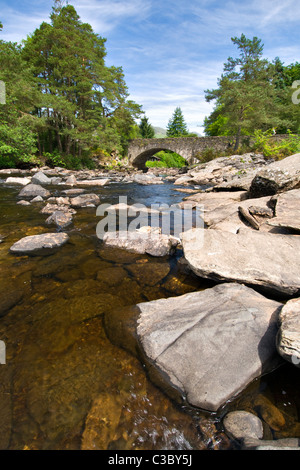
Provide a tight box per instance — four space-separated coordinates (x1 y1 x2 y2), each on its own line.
0 2 142 169
204 34 300 150
139 107 197 139
141 34 299 153
1 6 299 170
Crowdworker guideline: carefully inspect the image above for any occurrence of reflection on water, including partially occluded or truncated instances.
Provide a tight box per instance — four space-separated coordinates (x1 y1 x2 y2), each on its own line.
0 178 299 450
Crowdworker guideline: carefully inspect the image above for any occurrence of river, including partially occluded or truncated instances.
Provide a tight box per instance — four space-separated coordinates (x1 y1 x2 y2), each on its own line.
0 175 299 450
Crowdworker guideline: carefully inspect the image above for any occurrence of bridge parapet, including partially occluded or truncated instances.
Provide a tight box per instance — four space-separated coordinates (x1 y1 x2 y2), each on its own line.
127 135 291 170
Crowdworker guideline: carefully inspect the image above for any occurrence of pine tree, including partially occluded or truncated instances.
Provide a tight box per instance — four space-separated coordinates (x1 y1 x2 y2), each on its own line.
166 107 189 137
205 34 290 149
21 3 142 159
139 116 155 138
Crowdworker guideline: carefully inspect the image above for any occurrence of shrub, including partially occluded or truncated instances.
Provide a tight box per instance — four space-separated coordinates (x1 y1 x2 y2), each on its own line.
0 124 39 168
251 129 300 159
146 150 187 168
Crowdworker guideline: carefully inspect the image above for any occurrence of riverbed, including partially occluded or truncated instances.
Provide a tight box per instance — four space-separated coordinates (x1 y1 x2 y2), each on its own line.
0 175 299 450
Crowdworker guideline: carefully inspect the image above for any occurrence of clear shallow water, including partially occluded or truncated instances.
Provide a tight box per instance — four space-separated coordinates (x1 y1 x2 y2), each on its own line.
0 176 299 450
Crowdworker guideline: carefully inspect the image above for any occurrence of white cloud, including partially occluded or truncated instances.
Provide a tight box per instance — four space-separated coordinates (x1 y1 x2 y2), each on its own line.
72 0 152 33
1 0 299 134
0 6 47 42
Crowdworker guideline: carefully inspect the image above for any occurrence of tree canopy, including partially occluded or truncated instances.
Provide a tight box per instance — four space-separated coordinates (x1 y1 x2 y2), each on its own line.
204 34 296 149
0 3 142 168
139 117 155 138
166 107 189 137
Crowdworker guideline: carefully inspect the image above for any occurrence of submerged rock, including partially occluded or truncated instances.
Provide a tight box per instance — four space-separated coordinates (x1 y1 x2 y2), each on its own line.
182 228 300 296
10 233 69 256
41 203 76 215
242 437 300 450
223 411 264 441
17 200 31 206
45 211 73 229
107 283 282 411
0 285 24 317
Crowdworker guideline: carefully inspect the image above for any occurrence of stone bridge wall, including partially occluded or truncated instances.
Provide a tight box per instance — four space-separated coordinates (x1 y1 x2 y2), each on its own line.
128 135 290 169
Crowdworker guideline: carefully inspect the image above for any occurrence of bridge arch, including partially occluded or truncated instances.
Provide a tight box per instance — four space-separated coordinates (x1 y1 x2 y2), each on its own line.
127 136 235 170
130 147 188 170
127 135 292 170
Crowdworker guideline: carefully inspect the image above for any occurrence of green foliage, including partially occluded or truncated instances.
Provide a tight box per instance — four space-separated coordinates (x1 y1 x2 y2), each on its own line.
251 130 300 159
204 34 291 149
0 123 39 168
44 151 96 169
166 107 189 137
146 150 187 168
195 147 225 163
139 117 155 138
0 3 142 169
203 105 231 136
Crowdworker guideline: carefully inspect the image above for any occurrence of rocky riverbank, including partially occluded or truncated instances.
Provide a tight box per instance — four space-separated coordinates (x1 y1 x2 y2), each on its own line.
1 151 300 449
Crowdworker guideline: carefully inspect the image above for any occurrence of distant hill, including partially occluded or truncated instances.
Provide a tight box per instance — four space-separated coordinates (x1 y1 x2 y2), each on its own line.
153 127 201 138
154 127 167 138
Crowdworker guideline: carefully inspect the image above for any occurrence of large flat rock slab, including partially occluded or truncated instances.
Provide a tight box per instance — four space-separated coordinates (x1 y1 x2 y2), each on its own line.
10 233 69 256
76 178 109 187
179 190 247 212
5 177 31 186
136 283 282 411
182 229 300 296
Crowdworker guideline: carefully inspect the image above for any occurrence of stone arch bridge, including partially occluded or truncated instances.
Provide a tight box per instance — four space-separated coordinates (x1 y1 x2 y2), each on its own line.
127 136 235 170
127 134 290 170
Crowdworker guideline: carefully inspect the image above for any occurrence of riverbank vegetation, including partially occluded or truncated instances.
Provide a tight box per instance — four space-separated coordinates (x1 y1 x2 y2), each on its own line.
204 34 300 150
1 7 299 171
145 151 187 169
0 2 142 170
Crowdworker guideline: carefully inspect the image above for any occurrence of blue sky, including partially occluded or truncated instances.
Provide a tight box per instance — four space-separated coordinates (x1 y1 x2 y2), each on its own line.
1 0 299 134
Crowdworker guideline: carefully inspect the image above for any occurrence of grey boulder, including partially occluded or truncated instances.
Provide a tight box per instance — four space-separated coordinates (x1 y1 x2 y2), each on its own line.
103 229 178 257
223 411 264 441
249 153 300 197
45 211 73 229
70 193 100 208
31 171 52 185
10 233 69 256
135 283 282 411
182 228 300 296
18 184 50 199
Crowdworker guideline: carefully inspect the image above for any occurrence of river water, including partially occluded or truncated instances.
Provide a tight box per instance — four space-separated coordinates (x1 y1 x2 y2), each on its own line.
0 176 299 450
